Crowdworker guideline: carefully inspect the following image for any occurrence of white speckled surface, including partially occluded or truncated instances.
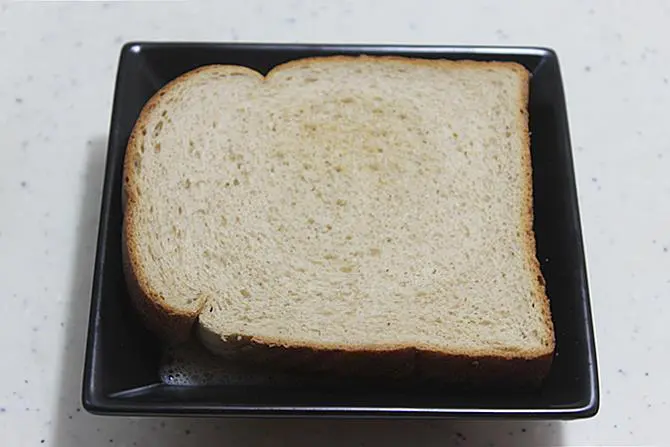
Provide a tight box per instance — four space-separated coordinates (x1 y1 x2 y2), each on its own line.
1 0 669 445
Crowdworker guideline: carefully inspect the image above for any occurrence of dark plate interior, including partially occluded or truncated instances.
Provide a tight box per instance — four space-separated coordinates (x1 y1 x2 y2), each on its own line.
83 43 598 418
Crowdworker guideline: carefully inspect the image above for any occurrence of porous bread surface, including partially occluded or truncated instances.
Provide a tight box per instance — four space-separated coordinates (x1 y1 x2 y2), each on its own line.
124 56 554 363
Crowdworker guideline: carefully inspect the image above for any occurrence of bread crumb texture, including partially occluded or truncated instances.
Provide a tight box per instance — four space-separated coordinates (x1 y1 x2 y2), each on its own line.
124 56 554 361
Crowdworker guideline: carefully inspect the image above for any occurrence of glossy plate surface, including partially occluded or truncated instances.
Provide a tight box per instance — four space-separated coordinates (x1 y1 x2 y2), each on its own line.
83 43 598 418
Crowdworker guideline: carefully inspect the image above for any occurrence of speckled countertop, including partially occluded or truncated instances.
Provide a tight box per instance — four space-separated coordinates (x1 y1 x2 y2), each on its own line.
1 0 668 445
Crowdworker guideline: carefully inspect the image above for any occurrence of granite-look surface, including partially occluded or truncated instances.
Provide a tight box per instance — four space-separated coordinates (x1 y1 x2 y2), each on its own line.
0 0 668 445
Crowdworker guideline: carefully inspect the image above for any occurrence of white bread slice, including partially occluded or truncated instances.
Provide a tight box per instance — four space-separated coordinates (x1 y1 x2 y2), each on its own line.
123 56 555 384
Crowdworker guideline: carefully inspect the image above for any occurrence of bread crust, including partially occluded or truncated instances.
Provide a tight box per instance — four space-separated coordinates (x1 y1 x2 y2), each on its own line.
198 329 551 386
124 55 554 382
122 220 198 343
513 65 556 358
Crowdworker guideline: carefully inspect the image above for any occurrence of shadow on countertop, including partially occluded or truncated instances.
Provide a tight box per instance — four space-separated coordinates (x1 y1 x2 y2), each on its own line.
51 137 564 447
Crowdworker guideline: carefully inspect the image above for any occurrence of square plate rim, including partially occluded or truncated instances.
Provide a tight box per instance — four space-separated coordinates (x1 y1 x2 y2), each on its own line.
83 42 599 419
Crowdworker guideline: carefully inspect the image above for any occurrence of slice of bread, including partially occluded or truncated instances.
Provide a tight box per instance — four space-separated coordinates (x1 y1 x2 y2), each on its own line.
123 56 555 384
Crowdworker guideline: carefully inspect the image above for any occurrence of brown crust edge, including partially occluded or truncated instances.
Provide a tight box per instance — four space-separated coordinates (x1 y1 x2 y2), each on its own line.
198 329 552 386
121 222 197 343
125 55 555 381
513 64 556 358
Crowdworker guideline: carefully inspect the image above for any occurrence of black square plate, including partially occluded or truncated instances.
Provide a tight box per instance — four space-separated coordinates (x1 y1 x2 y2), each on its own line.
83 43 598 418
